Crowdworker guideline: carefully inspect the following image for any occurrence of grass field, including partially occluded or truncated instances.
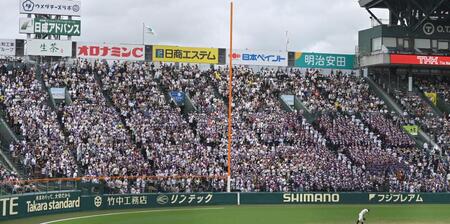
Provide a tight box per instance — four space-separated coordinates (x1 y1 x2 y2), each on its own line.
4 204 450 224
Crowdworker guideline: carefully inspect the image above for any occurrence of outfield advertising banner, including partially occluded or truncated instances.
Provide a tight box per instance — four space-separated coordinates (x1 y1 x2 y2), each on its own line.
153 45 219 64
226 49 288 66
243 193 360 204
4 192 450 221
0 39 16 56
0 191 80 220
244 193 450 205
26 39 72 57
19 18 81 36
391 54 450 66
84 193 237 211
295 52 355 69
19 0 81 16
368 193 424 203
77 43 145 61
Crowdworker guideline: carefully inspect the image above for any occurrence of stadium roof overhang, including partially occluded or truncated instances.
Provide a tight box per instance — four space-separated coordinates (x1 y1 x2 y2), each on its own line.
359 0 450 10
359 0 387 9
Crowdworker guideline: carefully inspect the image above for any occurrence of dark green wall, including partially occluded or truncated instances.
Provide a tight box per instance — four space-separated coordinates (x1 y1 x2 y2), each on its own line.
3 191 450 221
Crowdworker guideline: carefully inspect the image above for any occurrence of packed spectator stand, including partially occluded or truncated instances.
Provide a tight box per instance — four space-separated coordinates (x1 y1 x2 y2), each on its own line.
0 59 449 194
2 66 77 179
415 77 450 152
372 74 449 155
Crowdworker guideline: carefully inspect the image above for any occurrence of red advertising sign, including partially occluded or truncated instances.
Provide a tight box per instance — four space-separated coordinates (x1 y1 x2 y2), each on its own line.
77 43 144 61
391 54 450 66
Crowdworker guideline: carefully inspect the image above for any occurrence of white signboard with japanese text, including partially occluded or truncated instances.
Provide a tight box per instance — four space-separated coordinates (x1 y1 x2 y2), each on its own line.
77 43 145 61
0 39 16 56
26 39 72 57
19 0 81 16
226 49 288 66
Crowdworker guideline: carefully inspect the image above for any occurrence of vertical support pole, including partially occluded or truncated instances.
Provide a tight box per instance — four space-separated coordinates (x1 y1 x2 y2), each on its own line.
142 22 145 45
227 1 234 193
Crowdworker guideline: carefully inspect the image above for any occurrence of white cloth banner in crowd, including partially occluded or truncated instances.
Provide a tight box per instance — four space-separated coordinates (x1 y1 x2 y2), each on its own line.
226 49 288 66
281 95 295 106
50 88 66 100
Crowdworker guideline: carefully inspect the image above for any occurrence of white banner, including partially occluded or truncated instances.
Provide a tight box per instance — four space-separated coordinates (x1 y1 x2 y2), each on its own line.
281 95 295 106
19 0 81 16
26 39 72 57
77 43 145 61
226 49 288 66
0 39 16 56
50 87 65 99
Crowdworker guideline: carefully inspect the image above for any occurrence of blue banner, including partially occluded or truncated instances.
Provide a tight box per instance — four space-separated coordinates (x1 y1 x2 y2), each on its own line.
170 91 185 105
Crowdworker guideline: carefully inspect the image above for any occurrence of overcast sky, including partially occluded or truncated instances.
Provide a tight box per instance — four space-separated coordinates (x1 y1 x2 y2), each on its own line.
0 0 389 54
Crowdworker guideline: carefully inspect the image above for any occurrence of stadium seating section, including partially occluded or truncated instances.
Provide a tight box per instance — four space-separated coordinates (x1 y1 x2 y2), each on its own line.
0 60 449 194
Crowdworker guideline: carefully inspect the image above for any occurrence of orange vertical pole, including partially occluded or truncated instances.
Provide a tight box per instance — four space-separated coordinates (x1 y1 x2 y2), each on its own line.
227 1 234 191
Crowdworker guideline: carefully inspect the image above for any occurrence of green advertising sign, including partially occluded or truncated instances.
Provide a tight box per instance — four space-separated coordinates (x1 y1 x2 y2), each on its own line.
20 18 81 36
242 192 365 204
0 191 81 220
242 193 450 205
86 193 237 210
3 192 450 221
295 52 355 69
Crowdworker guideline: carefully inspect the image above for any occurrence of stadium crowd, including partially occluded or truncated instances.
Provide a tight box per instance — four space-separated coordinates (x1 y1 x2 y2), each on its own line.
213 67 377 192
100 62 227 192
288 70 385 113
415 78 450 151
44 60 156 194
361 112 447 192
2 67 77 178
0 60 448 194
0 164 23 194
389 86 449 153
417 76 450 104
317 113 398 171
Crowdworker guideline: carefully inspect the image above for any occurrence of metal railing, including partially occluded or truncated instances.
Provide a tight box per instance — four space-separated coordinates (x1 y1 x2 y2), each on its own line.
0 175 228 196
